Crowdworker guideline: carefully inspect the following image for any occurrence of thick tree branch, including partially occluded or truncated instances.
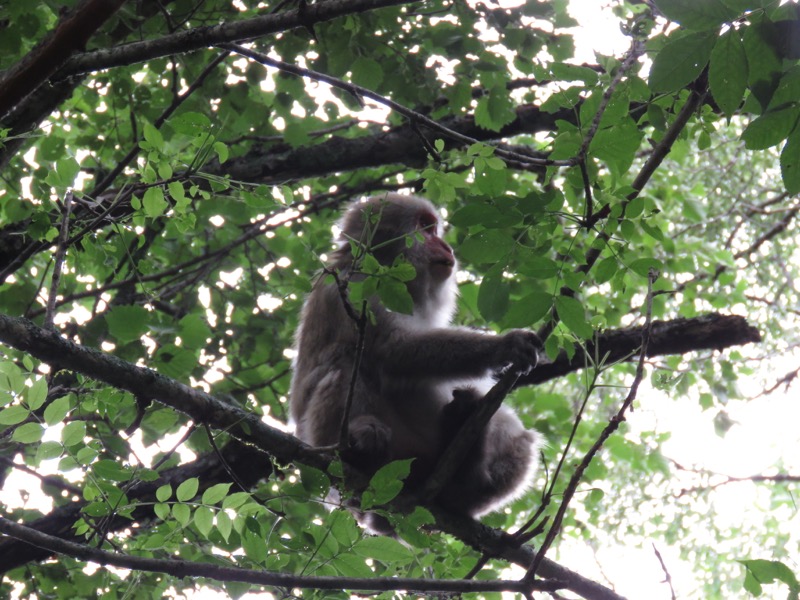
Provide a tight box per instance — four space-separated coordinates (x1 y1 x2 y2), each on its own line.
519 313 760 387
430 508 628 600
223 44 568 168
0 313 328 472
0 0 127 120
214 102 569 185
54 0 416 79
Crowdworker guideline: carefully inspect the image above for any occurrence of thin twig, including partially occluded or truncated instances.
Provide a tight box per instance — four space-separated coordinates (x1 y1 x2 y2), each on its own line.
525 267 659 582
43 191 73 331
338 300 368 453
576 39 646 161
652 543 678 600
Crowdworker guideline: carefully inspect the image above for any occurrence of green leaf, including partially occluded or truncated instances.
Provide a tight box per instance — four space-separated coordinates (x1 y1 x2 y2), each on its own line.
362 459 413 509
173 503 191 526
178 314 211 350
34 442 62 465
168 180 186 203
333 553 374 578
242 528 267 562
739 559 800 596
194 506 214 537
201 483 232 505
176 477 199 502
653 0 738 30
12 422 44 443
25 377 48 410
142 186 168 218
93 459 132 482
474 160 508 196
378 276 414 314
298 465 330 497
156 484 172 502
351 57 384 89
222 492 251 510
283 123 311 147
649 30 717 93
353 535 413 563
742 106 800 150
550 62 599 84
628 258 663 278
43 394 71 425
216 510 232 541
743 19 782 110
502 292 552 328
709 28 747 117
590 120 643 176
156 346 197 380
213 141 229 163
459 230 514 264
555 295 593 339
474 87 515 131
142 122 164 148
105 305 149 343
60 156 81 183
0 404 30 425
517 255 559 279
478 273 510 322
449 204 519 228
780 128 800 193
595 256 618 284
62 421 86 446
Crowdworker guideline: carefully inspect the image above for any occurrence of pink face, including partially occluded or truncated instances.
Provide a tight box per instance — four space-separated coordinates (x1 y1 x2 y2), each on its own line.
417 209 455 279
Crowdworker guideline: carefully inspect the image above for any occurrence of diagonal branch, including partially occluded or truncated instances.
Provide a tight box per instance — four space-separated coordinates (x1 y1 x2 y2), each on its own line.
0 0 127 119
0 313 328 472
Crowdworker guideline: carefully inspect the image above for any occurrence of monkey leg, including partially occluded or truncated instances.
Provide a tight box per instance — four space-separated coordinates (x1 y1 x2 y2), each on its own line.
437 405 537 517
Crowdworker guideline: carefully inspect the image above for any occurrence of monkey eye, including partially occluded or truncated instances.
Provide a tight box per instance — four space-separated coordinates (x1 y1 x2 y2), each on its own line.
418 211 438 232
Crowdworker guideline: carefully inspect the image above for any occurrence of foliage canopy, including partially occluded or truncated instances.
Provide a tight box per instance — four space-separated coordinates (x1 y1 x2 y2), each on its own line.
0 0 798 598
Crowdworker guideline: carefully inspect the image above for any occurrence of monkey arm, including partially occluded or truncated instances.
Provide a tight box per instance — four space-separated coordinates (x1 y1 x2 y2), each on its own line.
378 328 530 379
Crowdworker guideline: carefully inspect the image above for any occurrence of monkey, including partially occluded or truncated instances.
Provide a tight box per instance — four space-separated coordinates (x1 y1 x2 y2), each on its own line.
290 192 540 523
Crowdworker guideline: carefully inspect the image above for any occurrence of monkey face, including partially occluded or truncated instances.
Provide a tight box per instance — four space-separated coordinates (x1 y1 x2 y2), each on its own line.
418 215 456 280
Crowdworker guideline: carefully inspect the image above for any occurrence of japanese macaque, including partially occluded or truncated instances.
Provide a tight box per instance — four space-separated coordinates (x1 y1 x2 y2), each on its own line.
290 193 540 521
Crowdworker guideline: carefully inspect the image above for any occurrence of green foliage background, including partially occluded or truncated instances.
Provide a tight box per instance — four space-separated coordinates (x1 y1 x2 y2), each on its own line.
0 0 798 598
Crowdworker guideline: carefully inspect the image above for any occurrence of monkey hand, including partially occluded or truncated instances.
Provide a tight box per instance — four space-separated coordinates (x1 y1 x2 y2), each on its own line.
497 330 542 375
344 415 392 470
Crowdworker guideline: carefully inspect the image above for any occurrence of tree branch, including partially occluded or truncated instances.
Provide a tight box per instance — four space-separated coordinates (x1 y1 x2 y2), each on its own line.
520 313 760 387
0 313 329 472
0 517 562 595
0 0 127 119
54 0 417 79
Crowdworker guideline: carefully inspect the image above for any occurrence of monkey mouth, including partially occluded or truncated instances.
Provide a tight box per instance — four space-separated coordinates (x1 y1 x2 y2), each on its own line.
431 257 455 269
